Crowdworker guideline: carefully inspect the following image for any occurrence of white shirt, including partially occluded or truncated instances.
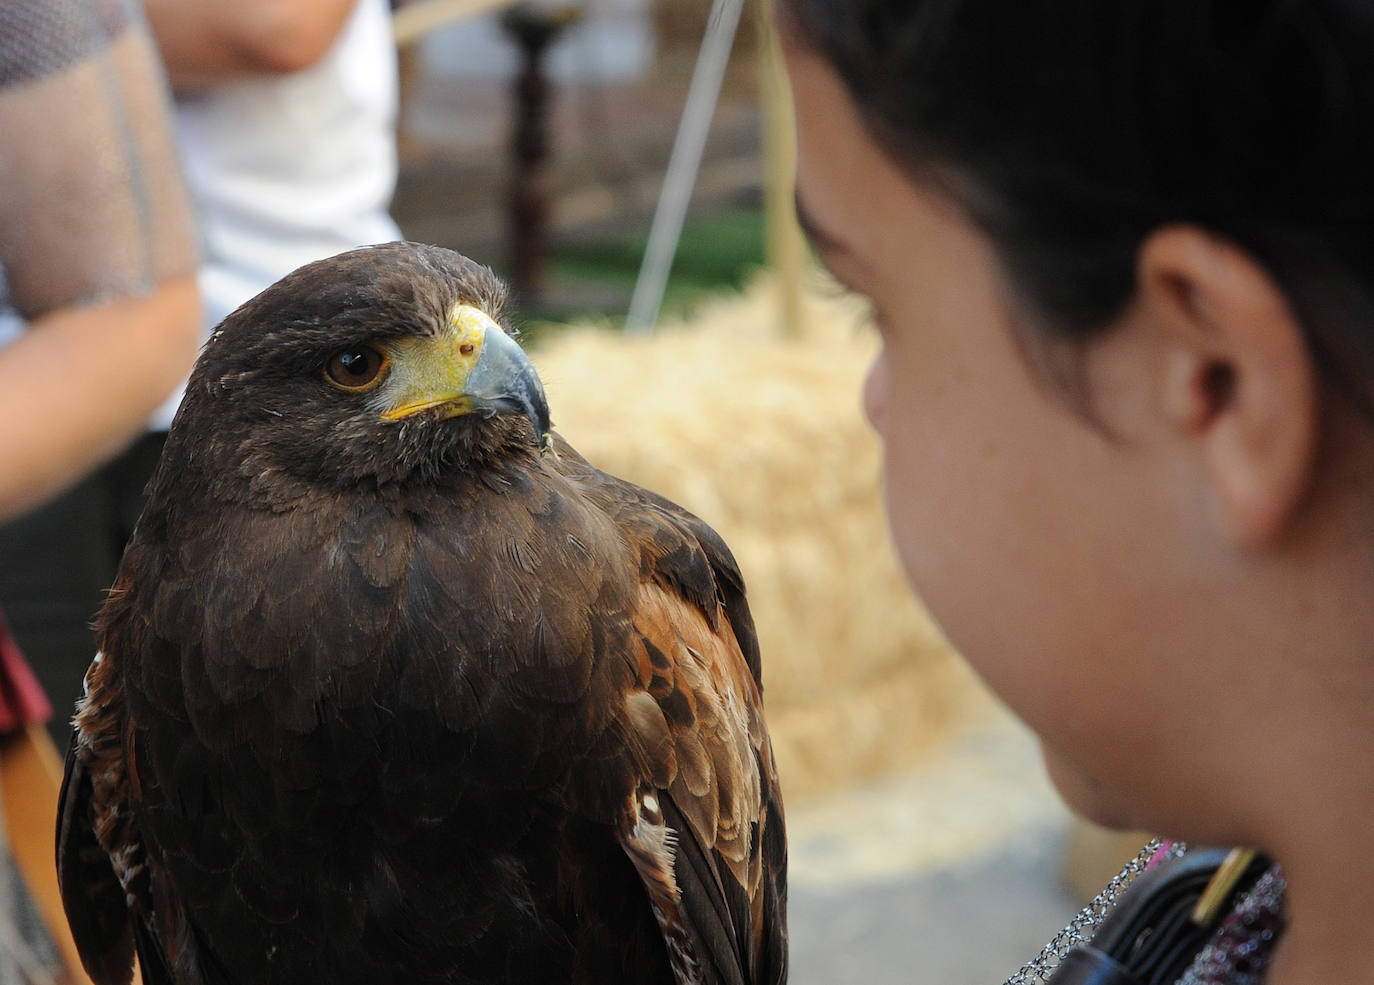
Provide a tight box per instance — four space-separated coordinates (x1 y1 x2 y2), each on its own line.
151 0 403 429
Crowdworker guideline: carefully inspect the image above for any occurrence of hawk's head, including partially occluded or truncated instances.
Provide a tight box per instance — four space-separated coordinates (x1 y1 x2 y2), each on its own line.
169 243 550 497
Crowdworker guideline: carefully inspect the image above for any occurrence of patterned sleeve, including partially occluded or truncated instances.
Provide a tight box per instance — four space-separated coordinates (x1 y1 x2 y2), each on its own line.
0 0 197 320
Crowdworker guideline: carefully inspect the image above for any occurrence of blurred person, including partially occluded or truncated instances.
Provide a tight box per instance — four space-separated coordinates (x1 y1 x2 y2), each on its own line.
141 0 402 353
0 0 199 524
778 0 1374 982
0 0 402 745
0 0 199 705
0 0 199 974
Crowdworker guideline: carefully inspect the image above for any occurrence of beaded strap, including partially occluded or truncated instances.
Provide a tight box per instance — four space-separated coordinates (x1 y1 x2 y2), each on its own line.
1002 839 1186 985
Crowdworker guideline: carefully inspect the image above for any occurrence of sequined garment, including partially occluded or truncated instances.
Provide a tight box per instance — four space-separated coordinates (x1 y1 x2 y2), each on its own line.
1177 866 1286 985
1005 844 1287 985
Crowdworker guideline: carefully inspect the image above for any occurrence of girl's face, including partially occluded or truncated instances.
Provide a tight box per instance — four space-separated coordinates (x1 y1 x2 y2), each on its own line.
782 37 1230 830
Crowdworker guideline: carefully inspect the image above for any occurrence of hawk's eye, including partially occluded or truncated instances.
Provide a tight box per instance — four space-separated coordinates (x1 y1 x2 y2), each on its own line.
325 345 389 392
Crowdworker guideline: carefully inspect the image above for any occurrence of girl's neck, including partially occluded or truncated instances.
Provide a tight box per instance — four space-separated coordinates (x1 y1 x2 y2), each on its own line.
1262 802 1374 983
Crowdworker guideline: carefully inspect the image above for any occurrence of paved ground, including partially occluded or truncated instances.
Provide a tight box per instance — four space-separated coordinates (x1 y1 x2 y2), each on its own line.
783 715 1085 985
789 840 1077 985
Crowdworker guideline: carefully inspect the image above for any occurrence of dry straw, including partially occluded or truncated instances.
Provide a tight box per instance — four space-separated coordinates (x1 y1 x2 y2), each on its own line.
531 274 1000 801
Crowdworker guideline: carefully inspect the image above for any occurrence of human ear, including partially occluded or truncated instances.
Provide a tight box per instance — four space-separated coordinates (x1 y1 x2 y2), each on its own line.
1137 226 1318 549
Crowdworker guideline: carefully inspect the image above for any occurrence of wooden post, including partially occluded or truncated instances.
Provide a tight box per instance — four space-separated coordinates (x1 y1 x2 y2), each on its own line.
502 4 581 307
757 0 805 340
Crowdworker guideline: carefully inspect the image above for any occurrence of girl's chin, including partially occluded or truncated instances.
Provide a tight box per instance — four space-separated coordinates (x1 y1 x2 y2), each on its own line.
1040 744 1139 832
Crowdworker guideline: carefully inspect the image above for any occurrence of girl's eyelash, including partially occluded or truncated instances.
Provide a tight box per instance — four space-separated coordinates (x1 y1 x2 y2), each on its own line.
807 267 881 335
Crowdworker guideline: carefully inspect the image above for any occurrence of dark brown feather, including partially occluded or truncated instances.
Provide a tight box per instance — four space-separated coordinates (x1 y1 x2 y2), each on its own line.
56 243 787 985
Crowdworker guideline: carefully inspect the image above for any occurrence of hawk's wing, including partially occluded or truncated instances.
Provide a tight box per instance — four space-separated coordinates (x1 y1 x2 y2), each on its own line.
560 443 788 985
56 725 134 985
57 647 180 985
58 435 786 985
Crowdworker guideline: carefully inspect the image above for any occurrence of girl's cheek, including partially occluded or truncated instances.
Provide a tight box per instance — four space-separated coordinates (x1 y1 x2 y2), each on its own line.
862 347 889 433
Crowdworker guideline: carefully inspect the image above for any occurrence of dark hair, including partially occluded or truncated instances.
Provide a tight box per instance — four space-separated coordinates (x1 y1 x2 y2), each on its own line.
782 0 1374 407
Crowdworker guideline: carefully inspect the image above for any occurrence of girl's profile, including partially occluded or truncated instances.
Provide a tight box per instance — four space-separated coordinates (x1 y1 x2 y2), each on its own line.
777 1 1374 981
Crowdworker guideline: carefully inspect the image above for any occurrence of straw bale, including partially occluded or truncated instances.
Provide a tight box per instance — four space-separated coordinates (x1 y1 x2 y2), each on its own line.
530 274 1000 801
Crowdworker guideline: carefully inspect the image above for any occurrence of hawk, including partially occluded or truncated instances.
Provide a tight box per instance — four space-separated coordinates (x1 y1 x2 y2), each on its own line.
56 242 787 985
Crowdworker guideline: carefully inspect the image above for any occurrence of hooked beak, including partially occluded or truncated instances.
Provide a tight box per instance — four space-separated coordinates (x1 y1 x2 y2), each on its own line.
379 304 550 447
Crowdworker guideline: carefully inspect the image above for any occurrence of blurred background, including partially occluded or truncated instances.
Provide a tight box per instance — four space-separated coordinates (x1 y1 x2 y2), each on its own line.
393 0 766 325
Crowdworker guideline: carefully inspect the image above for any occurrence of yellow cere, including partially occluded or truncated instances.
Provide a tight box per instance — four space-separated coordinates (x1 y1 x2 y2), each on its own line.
379 304 498 421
